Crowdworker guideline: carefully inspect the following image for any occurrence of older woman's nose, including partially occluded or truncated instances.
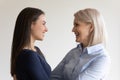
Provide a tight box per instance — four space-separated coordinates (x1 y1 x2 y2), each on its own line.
72 26 75 32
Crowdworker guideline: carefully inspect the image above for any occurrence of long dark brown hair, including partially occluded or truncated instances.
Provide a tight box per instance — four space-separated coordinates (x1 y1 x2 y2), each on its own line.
11 7 45 76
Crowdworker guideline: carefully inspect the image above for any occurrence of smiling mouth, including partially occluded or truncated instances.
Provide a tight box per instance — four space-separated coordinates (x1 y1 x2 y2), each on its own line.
75 33 79 37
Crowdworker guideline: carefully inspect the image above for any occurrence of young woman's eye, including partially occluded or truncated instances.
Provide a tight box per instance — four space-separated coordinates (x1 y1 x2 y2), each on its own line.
43 23 46 25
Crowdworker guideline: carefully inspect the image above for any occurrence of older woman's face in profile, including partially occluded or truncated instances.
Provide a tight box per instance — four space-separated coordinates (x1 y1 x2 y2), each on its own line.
72 18 92 45
31 14 48 41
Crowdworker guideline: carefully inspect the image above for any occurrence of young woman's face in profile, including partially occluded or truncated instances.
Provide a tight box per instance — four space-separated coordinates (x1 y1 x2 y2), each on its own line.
31 14 48 41
72 19 92 45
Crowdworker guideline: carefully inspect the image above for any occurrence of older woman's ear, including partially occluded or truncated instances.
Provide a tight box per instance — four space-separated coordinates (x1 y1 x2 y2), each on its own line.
89 23 94 33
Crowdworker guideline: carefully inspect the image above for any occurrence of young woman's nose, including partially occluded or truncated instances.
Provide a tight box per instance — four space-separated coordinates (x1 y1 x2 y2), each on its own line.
45 26 48 32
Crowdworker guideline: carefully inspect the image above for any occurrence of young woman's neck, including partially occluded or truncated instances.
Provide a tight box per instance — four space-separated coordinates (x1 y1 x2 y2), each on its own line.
24 37 36 51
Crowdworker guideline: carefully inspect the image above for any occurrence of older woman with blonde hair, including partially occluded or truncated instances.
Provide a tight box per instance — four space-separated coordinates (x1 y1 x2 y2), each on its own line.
51 8 110 80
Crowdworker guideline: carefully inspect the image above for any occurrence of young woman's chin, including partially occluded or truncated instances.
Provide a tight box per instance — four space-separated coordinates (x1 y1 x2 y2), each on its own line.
36 37 44 41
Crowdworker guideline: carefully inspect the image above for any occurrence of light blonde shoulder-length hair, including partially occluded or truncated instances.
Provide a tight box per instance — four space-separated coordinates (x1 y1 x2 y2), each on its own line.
74 8 107 47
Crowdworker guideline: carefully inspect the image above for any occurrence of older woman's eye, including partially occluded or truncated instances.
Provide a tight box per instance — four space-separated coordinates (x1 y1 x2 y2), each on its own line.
74 23 79 27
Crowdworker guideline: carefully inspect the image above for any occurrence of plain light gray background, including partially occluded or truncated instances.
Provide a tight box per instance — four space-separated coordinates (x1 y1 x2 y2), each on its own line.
0 0 120 80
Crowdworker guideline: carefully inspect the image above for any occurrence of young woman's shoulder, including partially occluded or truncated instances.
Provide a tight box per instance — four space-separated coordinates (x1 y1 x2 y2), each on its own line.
18 49 39 60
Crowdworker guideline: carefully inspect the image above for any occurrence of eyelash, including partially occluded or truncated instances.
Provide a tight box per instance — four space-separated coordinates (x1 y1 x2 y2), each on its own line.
43 23 46 25
74 23 79 27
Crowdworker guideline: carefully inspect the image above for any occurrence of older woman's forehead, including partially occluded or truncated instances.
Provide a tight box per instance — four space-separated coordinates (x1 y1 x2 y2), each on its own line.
73 18 82 24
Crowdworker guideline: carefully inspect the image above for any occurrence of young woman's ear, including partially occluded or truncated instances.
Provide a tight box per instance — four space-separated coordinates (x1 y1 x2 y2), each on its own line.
31 22 35 30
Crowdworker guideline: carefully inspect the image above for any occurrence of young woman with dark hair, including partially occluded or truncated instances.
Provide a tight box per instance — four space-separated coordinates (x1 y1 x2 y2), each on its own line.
11 7 51 80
